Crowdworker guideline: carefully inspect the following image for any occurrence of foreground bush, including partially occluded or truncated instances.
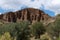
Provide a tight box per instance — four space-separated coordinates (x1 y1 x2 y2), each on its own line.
31 22 46 39
0 32 12 40
15 21 31 40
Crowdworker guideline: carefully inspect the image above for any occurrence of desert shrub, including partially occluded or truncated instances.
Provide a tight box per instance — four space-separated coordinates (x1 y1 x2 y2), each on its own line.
0 32 12 40
15 21 31 40
31 22 46 39
40 33 52 40
0 23 16 35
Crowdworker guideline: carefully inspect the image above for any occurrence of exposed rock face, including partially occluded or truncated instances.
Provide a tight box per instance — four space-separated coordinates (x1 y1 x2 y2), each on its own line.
0 8 52 23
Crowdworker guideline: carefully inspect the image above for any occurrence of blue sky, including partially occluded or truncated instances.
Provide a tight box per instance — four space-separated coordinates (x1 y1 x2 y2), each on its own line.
0 0 60 16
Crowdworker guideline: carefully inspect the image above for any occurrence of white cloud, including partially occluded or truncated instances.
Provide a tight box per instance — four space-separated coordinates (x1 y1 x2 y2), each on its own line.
0 13 2 15
45 0 60 15
0 0 60 15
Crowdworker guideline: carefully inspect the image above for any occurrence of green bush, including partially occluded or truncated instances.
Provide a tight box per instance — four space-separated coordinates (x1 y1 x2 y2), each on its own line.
0 32 12 40
15 21 31 40
31 22 46 39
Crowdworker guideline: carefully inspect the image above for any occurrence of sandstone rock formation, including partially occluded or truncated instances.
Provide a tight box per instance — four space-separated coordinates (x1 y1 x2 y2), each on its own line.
0 8 52 23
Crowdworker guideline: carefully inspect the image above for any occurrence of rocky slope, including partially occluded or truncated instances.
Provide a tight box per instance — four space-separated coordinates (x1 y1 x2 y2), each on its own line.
0 8 53 24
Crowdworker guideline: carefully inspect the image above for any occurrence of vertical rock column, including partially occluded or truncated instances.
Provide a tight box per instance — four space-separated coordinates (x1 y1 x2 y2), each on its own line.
27 10 31 23
30 13 33 23
24 9 27 21
7 13 11 22
36 10 40 22
40 13 44 22
10 13 14 22
21 10 24 21
16 11 22 22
